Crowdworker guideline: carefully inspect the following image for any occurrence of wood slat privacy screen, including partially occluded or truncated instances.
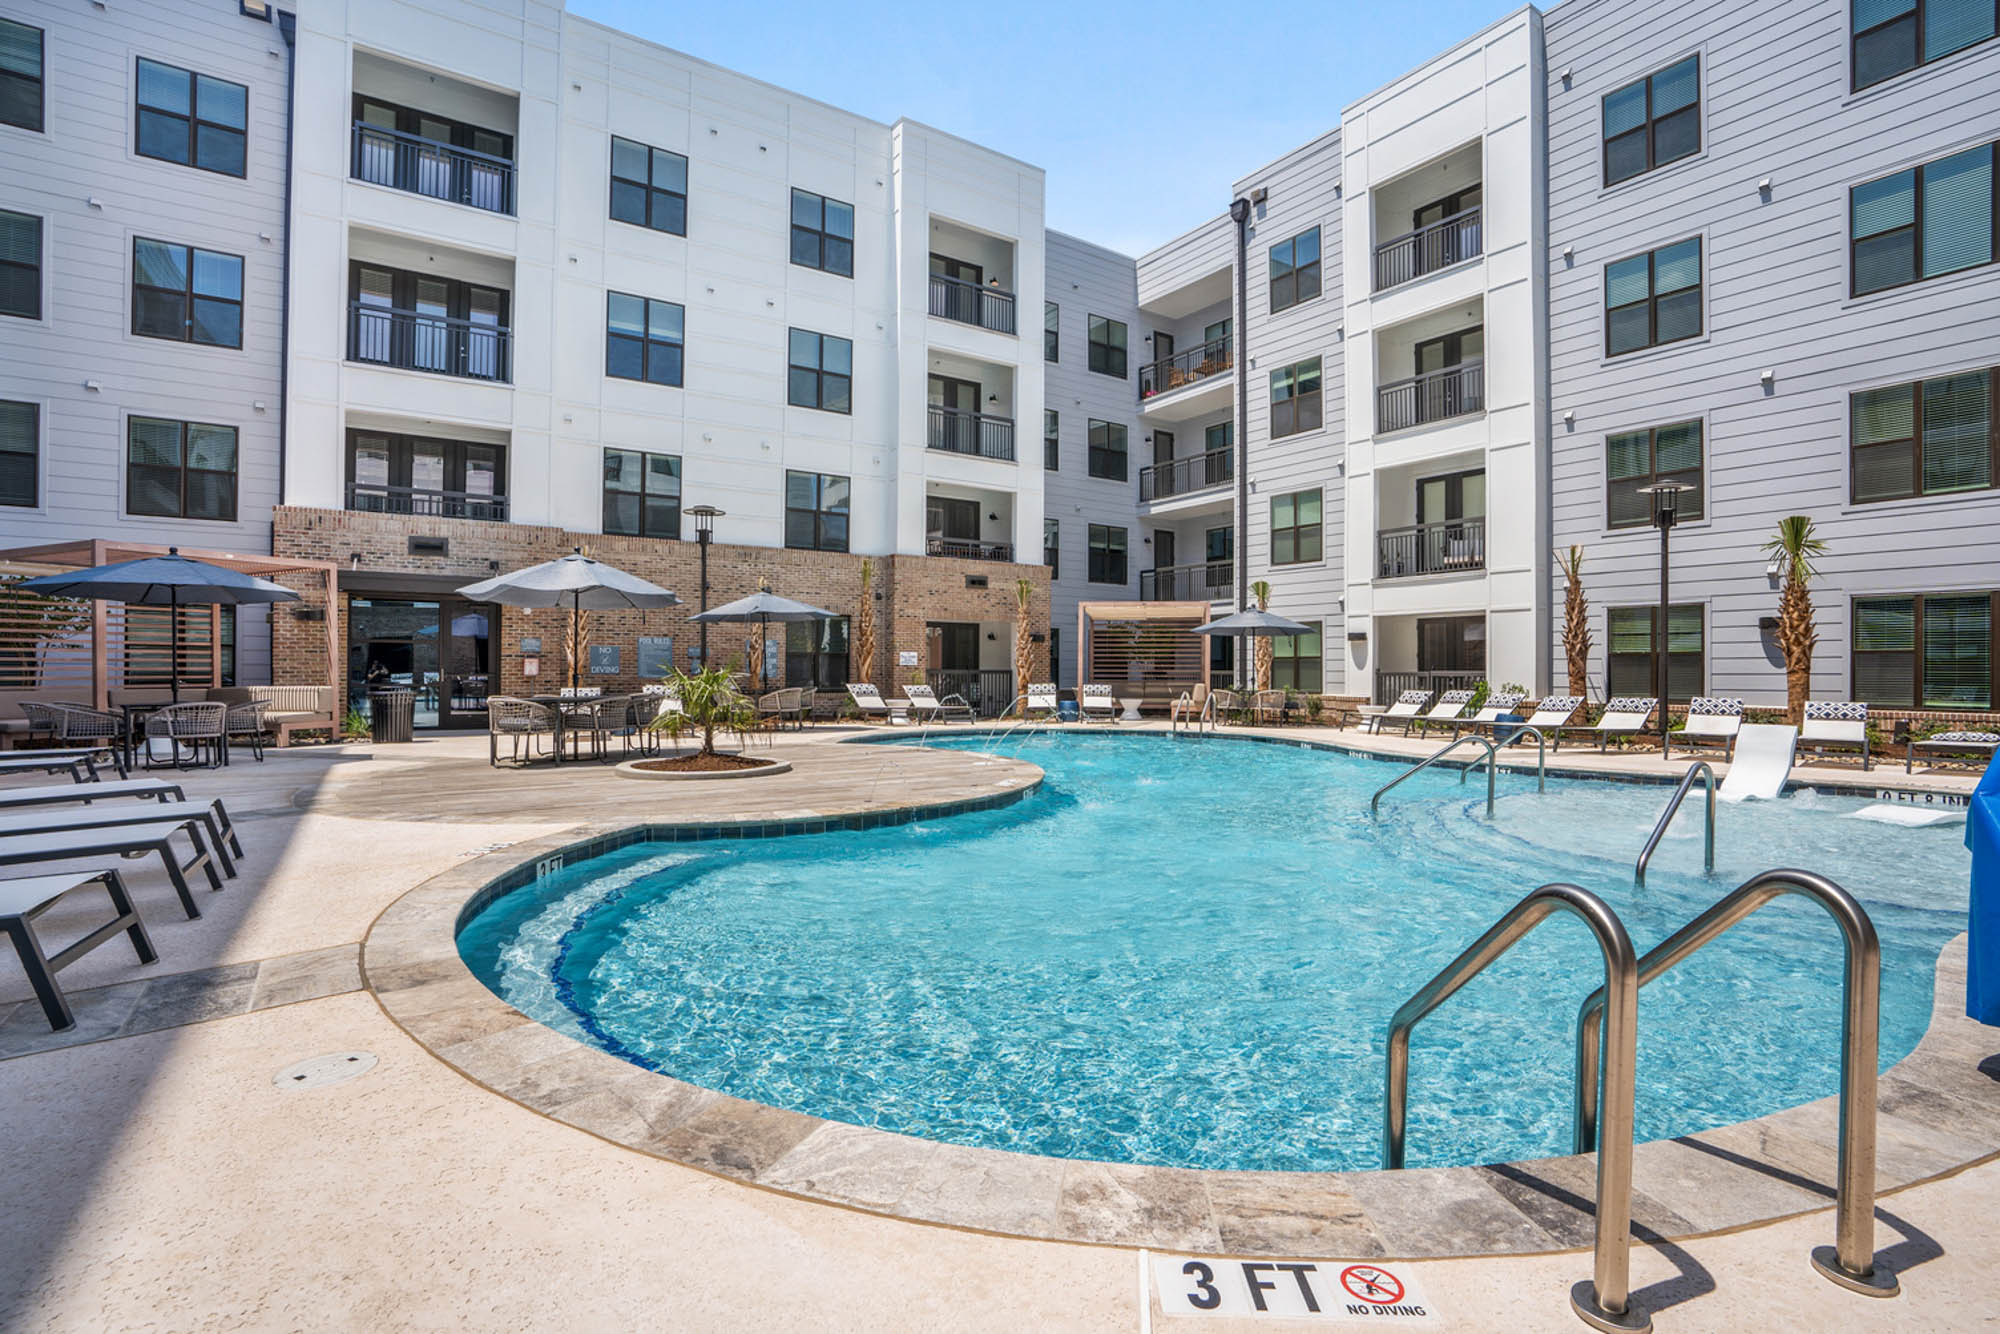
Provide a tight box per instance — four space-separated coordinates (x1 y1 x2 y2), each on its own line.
0 563 223 700
1084 615 1207 689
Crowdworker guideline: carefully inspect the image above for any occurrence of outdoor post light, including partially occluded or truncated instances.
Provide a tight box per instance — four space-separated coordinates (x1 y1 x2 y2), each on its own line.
1638 481 1694 752
687 505 725 665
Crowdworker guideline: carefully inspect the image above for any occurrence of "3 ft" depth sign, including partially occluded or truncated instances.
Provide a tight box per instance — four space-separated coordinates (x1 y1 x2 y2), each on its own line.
1152 1255 1438 1324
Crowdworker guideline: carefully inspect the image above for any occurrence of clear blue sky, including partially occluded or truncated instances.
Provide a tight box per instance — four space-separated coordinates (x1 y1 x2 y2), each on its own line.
569 0 1520 256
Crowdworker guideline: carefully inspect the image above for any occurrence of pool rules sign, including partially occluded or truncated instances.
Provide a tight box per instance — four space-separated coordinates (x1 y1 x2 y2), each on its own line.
1152 1255 1438 1324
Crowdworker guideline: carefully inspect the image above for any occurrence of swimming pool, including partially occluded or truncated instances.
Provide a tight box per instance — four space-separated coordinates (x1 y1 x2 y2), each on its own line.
457 732 1970 1173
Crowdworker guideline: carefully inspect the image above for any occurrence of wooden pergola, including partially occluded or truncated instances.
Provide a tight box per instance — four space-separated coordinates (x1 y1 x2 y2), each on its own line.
0 539 340 708
1076 600 1212 705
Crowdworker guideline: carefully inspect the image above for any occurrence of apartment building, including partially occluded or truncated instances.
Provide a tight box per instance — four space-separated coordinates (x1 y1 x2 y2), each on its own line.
0 0 291 684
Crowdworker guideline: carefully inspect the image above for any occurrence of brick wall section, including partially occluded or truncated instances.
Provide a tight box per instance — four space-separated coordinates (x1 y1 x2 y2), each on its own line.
269 507 1049 703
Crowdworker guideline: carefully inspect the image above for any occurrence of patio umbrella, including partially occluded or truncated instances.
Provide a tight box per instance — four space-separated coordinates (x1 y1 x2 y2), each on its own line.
689 586 834 694
457 549 679 693
16 547 301 701
1190 609 1317 637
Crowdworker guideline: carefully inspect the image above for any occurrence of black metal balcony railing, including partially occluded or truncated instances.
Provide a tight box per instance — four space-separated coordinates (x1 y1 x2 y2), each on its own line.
925 535 1015 562
1139 447 1233 502
351 122 515 215
348 302 512 382
1140 561 1233 601
1376 517 1486 579
1376 669 1484 706
1372 207 1482 291
1138 336 1232 399
927 407 1016 461
928 273 1017 334
926 668 1015 717
346 483 509 522
1376 360 1483 434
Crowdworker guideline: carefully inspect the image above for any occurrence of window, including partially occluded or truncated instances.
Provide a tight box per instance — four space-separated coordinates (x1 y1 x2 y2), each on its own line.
1852 366 1998 502
602 448 681 539
1087 315 1127 377
1087 524 1127 584
0 209 38 319
127 417 236 521
1607 420 1704 527
1270 488 1323 565
1044 409 1059 471
1044 301 1059 362
0 18 42 133
1602 56 1700 186
609 136 687 235
1855 591 1997 707
1268 227 1322 312
0 400 35 507
787 329 852 413
1850 142 1997 296
1272 621 1323 693
135 58 247 177
1205 420 1234 455
1853 0 1998 90
1607 604 1703 700
1605 238 1702 356
1044 518 1059 577
785 616 850 690
132 238 243 348
1269 357 1323 437
1087 420 1128 481
785 470 849 552
790 189 853 277
606 293 684 386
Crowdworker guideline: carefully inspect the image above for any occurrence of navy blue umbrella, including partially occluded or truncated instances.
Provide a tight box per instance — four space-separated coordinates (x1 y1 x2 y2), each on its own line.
17 547 301 700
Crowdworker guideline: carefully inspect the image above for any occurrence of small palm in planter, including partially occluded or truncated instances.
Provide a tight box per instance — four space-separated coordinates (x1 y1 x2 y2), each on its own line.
648 666 755 757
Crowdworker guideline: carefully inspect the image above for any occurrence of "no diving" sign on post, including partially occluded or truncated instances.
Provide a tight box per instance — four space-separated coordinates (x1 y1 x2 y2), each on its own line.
1151 1255 1438 1324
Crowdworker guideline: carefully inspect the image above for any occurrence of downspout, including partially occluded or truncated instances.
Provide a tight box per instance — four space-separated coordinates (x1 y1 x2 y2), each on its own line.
1229 196 1252 684
275 10 297 512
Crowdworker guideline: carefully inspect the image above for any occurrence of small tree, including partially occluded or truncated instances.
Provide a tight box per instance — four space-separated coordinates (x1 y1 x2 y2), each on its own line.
1762 515 1827 726
852 559 877 690
1557 545 1592 699
1250 579 1273 692
651 666 753 757
1013 577 1035 706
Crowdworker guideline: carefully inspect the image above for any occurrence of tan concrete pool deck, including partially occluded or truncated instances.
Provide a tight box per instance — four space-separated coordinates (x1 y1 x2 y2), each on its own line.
1 723 1996 1332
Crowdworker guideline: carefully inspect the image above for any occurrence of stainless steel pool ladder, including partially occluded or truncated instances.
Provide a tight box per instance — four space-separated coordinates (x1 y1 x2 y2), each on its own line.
1634 761 1717 885
1369 728 1546 818
1385 883 1649 1332
1571 868 1898 1298
1170 691 1218 736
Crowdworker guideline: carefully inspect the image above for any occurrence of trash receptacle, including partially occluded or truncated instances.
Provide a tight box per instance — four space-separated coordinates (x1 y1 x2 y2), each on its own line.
369 688 415 744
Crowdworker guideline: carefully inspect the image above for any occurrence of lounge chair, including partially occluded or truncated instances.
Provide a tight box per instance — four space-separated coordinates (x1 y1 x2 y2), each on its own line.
1453 690 1526 738
0 870 157 1031
1555 697 1657 752
904 684 974 724
1368 689 1433 735
1906 730 2000 774
1720 724 1798 801
1412 689 1476 736
0 819 224 920
1078 683 1119 723
0 749 117 783
487 696 559 766
1503 695 1583 745
845 682 906 724
0 798 242 878
1669 697 1745 760
0 777 187 812
1024 683 1061 722
1801 701 1871 770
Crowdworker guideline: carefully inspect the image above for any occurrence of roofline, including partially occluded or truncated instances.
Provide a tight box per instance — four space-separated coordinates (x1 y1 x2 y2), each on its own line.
1229 125 1344 195
1046 228 1136 263
1339 3 1542 118
1136 210 1234 267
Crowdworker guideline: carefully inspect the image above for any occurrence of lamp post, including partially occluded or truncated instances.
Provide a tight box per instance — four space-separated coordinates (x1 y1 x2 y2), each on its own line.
687 505 724 667
1637 481 1693 752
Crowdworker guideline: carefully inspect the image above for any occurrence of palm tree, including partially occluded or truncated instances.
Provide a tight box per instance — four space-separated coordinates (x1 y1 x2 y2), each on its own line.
1013 577 1035 708
1250 579 1273 692
652 666 753 757
1557 545 1592 699
1761 515 1827 726
852 559 876 690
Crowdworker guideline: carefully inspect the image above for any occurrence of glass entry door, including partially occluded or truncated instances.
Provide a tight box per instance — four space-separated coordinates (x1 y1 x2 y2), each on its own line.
347 597 493 729
437 598 493 728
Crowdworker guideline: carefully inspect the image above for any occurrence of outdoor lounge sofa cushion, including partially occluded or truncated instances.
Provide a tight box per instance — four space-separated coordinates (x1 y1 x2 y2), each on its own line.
1670 697 1745 759
1801 701 1871 770
209 686 336 745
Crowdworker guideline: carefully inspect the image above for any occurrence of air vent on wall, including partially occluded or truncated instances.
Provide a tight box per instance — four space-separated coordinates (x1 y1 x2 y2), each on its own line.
408 536 449 557
965 575 989 589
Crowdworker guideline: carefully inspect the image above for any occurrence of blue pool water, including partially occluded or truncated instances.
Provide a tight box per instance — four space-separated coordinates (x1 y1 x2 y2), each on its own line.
458 733 1970 1172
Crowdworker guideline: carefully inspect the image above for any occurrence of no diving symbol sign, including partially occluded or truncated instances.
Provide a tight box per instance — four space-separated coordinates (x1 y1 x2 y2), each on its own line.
1151 1254 1437 1324
1340 1265 1404 1305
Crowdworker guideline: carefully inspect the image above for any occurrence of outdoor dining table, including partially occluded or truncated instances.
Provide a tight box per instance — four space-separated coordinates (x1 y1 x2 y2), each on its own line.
529 694 627 762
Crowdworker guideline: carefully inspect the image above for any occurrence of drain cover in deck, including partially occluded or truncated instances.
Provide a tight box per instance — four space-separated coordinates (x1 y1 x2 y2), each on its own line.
274 1051 377 1090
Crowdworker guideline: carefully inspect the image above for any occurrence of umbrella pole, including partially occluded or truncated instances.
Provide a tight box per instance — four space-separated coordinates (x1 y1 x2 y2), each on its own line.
170 590 181 703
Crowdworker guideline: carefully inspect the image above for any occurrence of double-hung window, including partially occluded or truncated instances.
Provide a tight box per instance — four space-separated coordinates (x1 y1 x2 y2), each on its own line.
1044 410 1059 471
1268 227 1321 312
605 293 684 386
784 470 850 552
0 18 42 133
0 209 38 319
1087 315 1127 377
127 417 237 521
1044 518 1059 576
1271 622 1323 693
1087 524 1127 584
1851 366 1997 502
1087 420 1128 481
1044 301 1059 362
789 189 853 276
0 400 35 507
786 329 852 413
602 448 681 539
136 59 247 176
1602 56 1700 186
609 136 688 235
1855 591 1997 707
1605 238 1702 356
1606 421 1704 527
133 239 243 347
1853 0 1999 90
1607 604 1703 700
1269 357 1323 437
1270 489 1323 565
1850 142 1997 296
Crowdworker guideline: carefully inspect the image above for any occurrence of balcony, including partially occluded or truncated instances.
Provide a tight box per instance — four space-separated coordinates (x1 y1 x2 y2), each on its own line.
1376 518 1485 579
1376 362 1483 434
348 303 511 383
1138 337 1232 400
927 407 1016 461
1141 561 1232 601
1372 208 1481 292
926 536 1015 562
929 274 1016 335
346 482 509 522
351 122 515 215
1139 447 1233 502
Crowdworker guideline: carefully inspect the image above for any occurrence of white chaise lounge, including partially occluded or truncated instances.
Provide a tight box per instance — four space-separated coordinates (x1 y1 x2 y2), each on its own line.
1801 701 1871 770
1669 697 1745 760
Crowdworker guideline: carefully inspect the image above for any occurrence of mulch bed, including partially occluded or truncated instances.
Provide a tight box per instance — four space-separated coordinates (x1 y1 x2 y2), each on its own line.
631 753 776 773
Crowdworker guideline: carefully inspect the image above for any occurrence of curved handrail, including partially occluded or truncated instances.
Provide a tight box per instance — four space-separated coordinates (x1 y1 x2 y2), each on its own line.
1370 733 1499 816
1634 761 1716 885
1385 883 1643 1327
1571 869 1894 1296
1473 723 1547 793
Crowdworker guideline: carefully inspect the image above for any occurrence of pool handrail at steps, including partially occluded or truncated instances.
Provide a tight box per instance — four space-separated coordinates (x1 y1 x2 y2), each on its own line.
1385 882 1647 1333
1370 729 1547 817
1634 761 1717 885
1571 868 1899 1299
